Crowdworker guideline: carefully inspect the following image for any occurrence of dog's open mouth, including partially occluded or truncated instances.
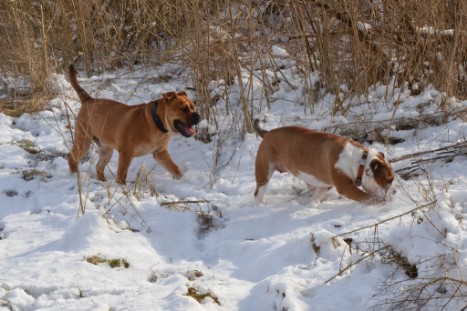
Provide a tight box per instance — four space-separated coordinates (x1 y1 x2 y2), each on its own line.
174 120 198 137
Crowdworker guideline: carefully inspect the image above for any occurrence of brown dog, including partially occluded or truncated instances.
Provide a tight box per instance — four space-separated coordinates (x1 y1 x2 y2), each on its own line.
253 120 395 204
67 65 200 184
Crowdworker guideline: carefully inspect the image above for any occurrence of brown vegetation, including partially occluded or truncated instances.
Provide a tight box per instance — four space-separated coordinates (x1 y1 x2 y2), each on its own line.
0 0 465 123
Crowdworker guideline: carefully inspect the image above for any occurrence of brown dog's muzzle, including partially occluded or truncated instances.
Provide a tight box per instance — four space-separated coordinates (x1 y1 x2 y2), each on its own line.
190 112 201 126
174 112 200 137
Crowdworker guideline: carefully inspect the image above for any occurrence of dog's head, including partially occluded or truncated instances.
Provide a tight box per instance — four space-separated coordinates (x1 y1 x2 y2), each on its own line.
161 91 200 137
362 151 395 201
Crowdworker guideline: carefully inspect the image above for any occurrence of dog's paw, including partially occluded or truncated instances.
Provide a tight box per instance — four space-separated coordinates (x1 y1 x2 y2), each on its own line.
310 199 322 208
366 196 387 205
173 173 183 180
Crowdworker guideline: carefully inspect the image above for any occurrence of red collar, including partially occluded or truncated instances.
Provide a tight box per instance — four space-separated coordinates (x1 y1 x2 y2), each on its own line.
355 148 369 187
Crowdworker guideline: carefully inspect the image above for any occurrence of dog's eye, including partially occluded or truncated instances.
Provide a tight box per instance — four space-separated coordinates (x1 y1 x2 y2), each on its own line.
182 106 189 113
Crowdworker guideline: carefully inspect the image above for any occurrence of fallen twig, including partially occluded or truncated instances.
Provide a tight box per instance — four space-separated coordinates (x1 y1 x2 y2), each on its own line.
390 140 467 163
324 245 389 284
326 106 467 145
391 140 467 179
334 201 437 238
160 199 210 207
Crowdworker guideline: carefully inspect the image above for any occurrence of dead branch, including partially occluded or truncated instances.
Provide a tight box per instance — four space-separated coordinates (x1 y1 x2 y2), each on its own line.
393 140 467 179
390 141 467 163
334 201 437 238
370 275 467 310
324 245 390 284
160 199 210 208
327 106 467 145
324 242 419 284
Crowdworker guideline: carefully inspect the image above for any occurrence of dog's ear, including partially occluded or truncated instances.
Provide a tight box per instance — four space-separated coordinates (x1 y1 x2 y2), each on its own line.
370 158 395 186
378 152 385 159
163 91 176 101
370 159 381 173
366 159 382 179
177 91 187 97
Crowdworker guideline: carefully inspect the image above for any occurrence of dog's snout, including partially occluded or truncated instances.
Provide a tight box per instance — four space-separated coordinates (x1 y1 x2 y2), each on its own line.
191 112 201 125
384 186 396 201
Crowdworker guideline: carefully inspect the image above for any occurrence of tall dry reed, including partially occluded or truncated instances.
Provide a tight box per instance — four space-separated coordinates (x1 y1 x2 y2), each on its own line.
0 0 465 121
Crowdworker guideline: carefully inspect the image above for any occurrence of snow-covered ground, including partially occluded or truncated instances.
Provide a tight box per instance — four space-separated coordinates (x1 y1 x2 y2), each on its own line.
0 59 466 311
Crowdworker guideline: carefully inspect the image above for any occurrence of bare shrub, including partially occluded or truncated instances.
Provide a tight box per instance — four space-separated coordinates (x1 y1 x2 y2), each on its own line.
1 0 465 119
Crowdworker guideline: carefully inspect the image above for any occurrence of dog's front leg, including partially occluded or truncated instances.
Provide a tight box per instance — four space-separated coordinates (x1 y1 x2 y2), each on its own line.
332 171 372 203
153 150 183 179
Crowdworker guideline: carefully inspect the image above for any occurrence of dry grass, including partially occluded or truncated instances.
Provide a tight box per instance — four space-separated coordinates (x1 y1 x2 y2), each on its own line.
85 255 130 268
0 0 465 121
186 286 220 305
0 91 55 117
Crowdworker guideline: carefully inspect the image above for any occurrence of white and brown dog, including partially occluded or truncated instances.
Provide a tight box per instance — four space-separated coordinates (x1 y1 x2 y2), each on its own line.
67 65 200 184
253 120 395 204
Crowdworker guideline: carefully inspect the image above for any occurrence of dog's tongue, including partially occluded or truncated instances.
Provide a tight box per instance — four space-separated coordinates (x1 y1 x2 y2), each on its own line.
187 127 199 136
175 120 199 137
181 125 198 137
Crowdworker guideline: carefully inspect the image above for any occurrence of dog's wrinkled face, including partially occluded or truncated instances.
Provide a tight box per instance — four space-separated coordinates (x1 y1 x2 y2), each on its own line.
162 91 200 137
362 152 395 201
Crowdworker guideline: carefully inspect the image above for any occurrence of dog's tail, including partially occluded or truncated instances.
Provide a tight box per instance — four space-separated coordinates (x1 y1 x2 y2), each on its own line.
68 65 91 103
253 119 269 138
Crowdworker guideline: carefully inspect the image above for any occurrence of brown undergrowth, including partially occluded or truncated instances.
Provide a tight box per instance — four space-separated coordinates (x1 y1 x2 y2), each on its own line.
0 0 465 123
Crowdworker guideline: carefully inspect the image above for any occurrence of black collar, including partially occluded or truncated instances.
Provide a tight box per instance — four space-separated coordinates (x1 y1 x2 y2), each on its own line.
151 100 168 133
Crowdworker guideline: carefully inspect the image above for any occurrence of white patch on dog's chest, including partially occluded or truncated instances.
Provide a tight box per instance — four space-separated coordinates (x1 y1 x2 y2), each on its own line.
334 142 362 179
296 171 331 187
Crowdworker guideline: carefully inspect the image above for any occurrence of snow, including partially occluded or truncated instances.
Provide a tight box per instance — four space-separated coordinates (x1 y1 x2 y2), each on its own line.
0 61 466 311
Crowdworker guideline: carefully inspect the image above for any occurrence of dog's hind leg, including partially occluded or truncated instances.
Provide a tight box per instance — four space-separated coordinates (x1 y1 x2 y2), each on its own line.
95 141 113 181
68 122 92 174
309 186 332 205
254 147 275 203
